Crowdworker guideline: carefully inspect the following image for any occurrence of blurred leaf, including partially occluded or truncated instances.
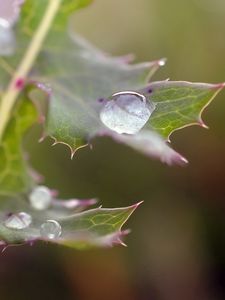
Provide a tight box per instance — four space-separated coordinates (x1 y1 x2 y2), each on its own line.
0 0 93 88
0 97 37 196
20 0 93 30
105 130 187 165
0 195 140 249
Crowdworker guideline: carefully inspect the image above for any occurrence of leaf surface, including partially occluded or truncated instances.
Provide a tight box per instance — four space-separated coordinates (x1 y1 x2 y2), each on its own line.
0 195 139 249
30 33 224 158
0 97 37 196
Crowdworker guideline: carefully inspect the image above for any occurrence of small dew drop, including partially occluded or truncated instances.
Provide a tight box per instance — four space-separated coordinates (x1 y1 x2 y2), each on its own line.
29 186 52 210
0 18 16 56
100 91 155 134
40 220 62 240
4 212 32 230
158 59 166 66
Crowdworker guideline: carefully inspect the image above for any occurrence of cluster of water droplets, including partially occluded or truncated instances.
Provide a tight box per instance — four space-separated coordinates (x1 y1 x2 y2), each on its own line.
0 18 16 56
99 91 155 134
30 186 62 239
3 186 62 241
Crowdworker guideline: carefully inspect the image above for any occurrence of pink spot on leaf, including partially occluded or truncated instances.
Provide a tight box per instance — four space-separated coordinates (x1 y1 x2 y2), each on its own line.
15 78 25 90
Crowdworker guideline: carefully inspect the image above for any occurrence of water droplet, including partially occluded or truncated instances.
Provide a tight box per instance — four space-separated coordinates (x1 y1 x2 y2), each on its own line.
0 18 16 56
100 91 155 134
4 212 32 230
40 220 62 240
29 186 52 210
158 59 166 66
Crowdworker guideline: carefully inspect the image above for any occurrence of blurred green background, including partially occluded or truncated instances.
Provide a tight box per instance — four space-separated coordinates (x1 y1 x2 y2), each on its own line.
1 0 225 299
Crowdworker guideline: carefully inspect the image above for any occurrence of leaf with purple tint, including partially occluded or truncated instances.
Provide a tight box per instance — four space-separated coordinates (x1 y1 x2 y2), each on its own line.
30 32 164 153
103 130 188 165
0 194 140 249
0 0 23 25
29 33 223 159
0 0 147 249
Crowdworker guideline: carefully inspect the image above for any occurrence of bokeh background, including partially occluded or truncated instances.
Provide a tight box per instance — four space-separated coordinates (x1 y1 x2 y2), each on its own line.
1 0 225 299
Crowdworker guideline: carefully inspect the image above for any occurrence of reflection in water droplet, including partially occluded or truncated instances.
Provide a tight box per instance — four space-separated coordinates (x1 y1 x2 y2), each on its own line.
29 186 52 210
100 91 155 134
4 212 32 229
158 59 166 66
40 220 62 240
0 18 16 56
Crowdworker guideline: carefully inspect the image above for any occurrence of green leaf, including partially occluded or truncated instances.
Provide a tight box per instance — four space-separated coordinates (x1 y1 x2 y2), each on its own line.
30 32 165 153
21 0 93 30
0 195 140 249
0 0 94 194
0 97 38 196
0 0 93 89
0 0 147 250
30 31 224 161
144 81 225 138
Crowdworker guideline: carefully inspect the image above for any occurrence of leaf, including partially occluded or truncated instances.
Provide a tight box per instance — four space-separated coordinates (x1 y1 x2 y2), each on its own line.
142 81 225 138
0 0 142 250
20 0 93 30
28 32 223 159
0 0 93 88
101 130 188 165
0 195 140 249
0 96 38 196
30 32 165 153
0 0 94 194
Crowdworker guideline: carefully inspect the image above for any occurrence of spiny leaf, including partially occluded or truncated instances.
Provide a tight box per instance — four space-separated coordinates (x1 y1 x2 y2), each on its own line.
30 32 223 159
143 81 225 138
0 0 143 250
0 194 140 249
0 0 93 194
30 32 165 153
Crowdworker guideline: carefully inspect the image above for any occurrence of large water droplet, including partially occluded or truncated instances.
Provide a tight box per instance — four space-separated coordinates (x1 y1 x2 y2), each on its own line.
29 186 52 210
40 220 62 240
100 91 155 134
0 18 15 56
4 212 32 230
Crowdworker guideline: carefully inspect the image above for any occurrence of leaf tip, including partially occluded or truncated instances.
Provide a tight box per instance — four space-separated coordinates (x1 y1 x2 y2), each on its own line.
157 57 167 67
179 155 189 165
211 82 225 90
198 118 209 129
130 200 144 210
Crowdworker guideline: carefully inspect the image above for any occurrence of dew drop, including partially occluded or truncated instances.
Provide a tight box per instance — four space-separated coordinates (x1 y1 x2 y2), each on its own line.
158 59 166 66
29 186 52 210
4 212 32 230
0 18 16 56
99 91 155 134
40 220 62 240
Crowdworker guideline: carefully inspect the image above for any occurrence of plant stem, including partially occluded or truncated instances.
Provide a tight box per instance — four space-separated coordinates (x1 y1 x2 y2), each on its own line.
0 0 61 140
